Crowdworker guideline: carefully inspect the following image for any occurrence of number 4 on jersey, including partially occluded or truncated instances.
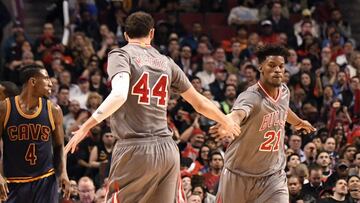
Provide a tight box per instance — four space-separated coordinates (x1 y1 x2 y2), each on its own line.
131 72 168 107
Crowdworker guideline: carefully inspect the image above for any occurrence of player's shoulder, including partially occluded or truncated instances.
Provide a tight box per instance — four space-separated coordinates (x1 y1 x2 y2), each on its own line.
47 100 63 116
280 83 290 94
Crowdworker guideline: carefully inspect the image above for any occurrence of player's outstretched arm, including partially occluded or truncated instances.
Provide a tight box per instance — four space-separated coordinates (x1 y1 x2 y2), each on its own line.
181 86 241 136
0 101 9 201
65 72 130 154
209 110 246 139
287 108 316 134
51 103 71 199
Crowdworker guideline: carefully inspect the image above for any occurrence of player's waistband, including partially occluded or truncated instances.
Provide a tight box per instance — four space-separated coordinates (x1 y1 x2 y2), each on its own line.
224 166 283 178
116 135 174 147
6 168 55 183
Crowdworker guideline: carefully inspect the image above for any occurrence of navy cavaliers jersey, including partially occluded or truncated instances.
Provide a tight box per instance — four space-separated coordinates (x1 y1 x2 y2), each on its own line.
2 96 55 183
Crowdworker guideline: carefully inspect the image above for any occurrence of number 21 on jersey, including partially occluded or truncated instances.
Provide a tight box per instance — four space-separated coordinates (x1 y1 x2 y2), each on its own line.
259 129 282 152
131 72 169 107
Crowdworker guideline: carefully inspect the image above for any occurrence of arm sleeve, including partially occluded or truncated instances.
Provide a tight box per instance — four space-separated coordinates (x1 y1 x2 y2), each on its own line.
91 72 130 123
231 91 260 120
107 48 131 80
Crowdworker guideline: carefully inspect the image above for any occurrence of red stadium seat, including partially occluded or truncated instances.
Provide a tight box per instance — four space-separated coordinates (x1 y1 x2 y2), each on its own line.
210 26 237 43
179 13 204 33
151 13 167 22
204 13 227 26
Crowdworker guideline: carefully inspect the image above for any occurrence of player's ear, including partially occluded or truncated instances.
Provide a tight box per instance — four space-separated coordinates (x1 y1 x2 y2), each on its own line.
124 32 129 41
30 77 36 86
149 28 155 40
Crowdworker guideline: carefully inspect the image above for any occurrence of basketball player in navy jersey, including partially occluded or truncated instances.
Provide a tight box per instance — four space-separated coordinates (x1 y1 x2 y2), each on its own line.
0 64 70 202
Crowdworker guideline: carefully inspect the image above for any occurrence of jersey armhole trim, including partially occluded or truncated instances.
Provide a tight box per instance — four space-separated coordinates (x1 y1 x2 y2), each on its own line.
4 98 11 128
47 100 55 131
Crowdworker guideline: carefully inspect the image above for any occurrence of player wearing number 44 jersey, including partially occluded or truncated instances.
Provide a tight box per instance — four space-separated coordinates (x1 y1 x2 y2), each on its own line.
0 64 70 203
65 11 240 203
211 45 316 203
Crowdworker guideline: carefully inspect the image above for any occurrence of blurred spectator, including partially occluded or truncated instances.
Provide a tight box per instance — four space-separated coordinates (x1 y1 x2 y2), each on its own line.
191 184 216 203
176 45 194 77
0 81 19 101
326 159 350 188
323 8 352 39
89 69 109 98
57 85 70 115
196 56 216 90
228 0 259 26
209 68 227 102
78 176 96 203
88 130 116 187
266 1 294 39
202 151 223 194
86 92 103 113
286 49 300 76
319 178 348 203
219 85 237 115
348 175 360 202
180 23 203 51
259 20 280 44
302 164 324 200
95 187 106 203
289 134 304 160
34 23 61 61
294 9 321 39
286 153 301 176
288 175 304 203
0 1 10 43
70 77 91 109
188 193 202 203
316 151 333 182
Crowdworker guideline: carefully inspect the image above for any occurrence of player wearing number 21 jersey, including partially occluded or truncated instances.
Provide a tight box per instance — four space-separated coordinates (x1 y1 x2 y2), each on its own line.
65 11 240 203
213 45 316 203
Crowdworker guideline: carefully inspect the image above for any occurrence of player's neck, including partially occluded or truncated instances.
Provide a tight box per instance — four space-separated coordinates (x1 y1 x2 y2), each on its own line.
19 90 40 109
258 80 279 99
127 38 151 46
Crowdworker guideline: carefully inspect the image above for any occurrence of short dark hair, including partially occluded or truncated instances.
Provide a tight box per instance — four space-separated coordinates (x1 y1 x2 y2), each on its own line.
125 11 154 38
58 85 70 92
209 150 223 161
256 44 289 64
0 81 19 97
19 64 46 85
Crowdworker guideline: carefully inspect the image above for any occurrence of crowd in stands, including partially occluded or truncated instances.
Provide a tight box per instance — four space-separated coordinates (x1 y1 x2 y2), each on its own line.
1 0 360 202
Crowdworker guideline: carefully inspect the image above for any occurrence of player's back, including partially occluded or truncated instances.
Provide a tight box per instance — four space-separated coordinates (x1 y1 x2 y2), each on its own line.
107 44 191 140
2 96 55 183
225 83 290 177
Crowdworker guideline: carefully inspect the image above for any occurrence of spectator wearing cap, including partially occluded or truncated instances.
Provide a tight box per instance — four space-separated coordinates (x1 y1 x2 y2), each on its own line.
70 76 91 109
179 119 205 161
294 9 321 39
319 178 348 203
209 67 226 102
288 175 304 203
316 151 333 182
202 151 223 195
259 20 280 44
302 164 325 200
326 159 350 188
348 175 360 202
